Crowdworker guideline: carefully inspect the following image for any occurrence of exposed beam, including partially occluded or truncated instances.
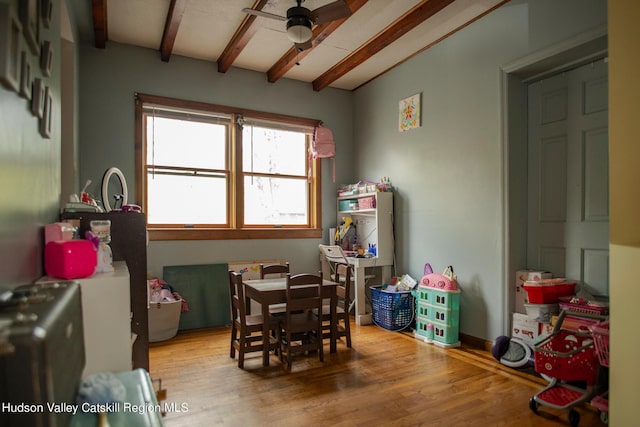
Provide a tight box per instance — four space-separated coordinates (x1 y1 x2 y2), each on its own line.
217 0 270 73
312 0 455 91
267 0 368 84
160 0 188 62
92 0 108 49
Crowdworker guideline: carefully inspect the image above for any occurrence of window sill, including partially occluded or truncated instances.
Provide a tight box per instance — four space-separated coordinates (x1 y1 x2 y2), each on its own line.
147 228 322 241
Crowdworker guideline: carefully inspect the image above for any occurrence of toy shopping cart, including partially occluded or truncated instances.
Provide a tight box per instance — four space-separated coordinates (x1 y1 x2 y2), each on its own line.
589 319 609 424
529 310 605 426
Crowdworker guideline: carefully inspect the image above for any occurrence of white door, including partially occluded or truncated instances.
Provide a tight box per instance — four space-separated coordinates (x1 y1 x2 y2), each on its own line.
527 59 609 297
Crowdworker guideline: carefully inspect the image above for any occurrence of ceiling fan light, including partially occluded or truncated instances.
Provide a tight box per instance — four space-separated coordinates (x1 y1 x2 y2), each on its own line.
286 16 312 43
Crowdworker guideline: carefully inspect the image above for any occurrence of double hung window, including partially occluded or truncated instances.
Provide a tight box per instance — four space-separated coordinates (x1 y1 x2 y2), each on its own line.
135 93 322 240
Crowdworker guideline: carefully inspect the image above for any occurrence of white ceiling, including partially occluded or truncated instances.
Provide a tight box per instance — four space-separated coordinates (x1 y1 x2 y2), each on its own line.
88 0 510 91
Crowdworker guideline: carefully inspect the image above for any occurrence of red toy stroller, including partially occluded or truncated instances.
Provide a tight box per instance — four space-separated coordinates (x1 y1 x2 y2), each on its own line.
529 310 607 426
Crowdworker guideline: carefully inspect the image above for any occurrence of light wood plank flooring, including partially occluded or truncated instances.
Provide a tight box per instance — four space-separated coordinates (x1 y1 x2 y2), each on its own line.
149 321 603 426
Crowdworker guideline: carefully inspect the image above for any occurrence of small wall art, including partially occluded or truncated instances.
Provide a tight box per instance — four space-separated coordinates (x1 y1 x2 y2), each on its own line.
399 93 421 132
41 0 53 29
19 0 40 56
19 50 32 99
0 3 22 92
40 39 52 76
31 77 45 118
39 85 52 138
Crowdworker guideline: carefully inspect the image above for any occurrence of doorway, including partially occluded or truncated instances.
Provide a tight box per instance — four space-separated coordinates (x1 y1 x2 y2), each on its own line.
501 27 608 334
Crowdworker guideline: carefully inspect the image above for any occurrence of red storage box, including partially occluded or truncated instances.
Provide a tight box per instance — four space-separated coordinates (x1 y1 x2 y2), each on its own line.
523 279 576 303
358 196 376 209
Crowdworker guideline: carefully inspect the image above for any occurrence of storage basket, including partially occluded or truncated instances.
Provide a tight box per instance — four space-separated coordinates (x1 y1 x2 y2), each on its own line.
371 286 414 331
523 280 576 303
534 329 599 385
558 296 609 316
358 196 376 209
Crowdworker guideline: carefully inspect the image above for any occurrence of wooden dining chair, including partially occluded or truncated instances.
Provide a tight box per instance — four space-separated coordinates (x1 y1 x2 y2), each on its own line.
228 270 278 369
317 263 352 348
260 262 290 316
278 272 324 370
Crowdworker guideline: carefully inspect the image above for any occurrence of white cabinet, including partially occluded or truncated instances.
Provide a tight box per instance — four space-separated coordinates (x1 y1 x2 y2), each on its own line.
333 191 394 325
38 261 132 377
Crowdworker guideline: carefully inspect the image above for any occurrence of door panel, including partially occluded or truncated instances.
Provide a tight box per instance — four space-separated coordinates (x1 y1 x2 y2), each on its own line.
527 59 609 296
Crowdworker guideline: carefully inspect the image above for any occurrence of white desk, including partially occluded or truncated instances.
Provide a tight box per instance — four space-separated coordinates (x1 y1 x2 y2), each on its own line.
320 255 392 325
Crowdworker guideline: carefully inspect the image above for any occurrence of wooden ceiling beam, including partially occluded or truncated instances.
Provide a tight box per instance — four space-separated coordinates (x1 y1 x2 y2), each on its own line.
217 0 270 74
312 0 455 91
92 0 108 49
160 0 188 62
267 0 368 84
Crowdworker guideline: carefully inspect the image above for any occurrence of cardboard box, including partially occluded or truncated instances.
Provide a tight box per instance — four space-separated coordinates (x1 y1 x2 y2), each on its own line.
512 313 546 345
515 270 552 313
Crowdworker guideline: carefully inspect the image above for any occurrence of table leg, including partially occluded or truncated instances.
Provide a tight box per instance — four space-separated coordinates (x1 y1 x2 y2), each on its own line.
354 265 371 325
261 302 270 367
330 289 337 353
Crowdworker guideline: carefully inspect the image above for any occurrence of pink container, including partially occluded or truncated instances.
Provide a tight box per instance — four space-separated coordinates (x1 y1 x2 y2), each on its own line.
44 240 97 279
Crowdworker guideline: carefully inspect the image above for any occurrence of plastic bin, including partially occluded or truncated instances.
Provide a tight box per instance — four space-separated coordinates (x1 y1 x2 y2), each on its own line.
523 280 576 303
371 286 414 331
524 302 559 323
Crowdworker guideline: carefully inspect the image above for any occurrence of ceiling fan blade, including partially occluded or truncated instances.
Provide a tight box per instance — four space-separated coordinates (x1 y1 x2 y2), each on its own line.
242 7 287 21
309 0 351 24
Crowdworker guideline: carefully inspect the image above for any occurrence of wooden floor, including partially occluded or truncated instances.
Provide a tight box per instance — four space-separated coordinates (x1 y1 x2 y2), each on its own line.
149 321 603 427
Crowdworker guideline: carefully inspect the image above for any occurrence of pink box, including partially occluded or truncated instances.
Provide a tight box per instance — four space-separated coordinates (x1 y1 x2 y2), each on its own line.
44 222 75 244
44 240 97 280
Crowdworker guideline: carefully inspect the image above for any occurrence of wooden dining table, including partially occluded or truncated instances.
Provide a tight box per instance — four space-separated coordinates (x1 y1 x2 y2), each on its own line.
243 277 339 367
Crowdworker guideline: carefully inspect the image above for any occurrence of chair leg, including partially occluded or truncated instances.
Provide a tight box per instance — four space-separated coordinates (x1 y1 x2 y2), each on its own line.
237 331 246 369
344 316 352 348
230 323 237 358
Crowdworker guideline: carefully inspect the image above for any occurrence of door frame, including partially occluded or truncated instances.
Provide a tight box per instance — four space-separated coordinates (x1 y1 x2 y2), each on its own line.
498 27 608 335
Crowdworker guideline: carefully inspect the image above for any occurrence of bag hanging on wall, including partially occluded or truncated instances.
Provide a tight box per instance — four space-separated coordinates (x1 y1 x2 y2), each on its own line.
420 265 458 289
310 122 336 182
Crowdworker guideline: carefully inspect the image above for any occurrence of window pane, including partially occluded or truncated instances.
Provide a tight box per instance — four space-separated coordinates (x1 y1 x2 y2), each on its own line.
146 117 227 169
242 125 306 175
244 176 308 225
147 172 227 224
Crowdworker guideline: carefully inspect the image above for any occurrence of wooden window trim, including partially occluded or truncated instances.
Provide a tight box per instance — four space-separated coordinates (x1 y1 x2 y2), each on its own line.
135 93 323 241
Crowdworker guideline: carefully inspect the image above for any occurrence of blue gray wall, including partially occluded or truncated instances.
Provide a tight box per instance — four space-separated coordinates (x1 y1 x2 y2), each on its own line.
0 0 62 289
352 0 607 339
76 42 354 277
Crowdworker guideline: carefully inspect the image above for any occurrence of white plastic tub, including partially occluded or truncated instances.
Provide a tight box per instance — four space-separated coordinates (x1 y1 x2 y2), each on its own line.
524 302 559 323
148 300 182 342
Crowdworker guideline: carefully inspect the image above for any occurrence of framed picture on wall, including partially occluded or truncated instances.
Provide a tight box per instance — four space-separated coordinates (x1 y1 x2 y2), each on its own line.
39 86 52 138
31 77 45 118
19 50 32 99
40 39 52 77
19 0 40 56
41 0 53 29
0 3 22 92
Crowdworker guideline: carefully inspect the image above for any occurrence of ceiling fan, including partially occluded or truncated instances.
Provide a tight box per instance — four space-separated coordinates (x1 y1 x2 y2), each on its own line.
242 0 352 50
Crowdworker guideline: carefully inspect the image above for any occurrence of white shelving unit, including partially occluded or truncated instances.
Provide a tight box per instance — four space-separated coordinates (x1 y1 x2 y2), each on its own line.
329 191 394 325
336 191 394 264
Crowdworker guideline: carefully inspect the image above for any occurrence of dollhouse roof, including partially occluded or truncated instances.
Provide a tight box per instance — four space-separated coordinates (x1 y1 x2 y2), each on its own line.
419 275 459 292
